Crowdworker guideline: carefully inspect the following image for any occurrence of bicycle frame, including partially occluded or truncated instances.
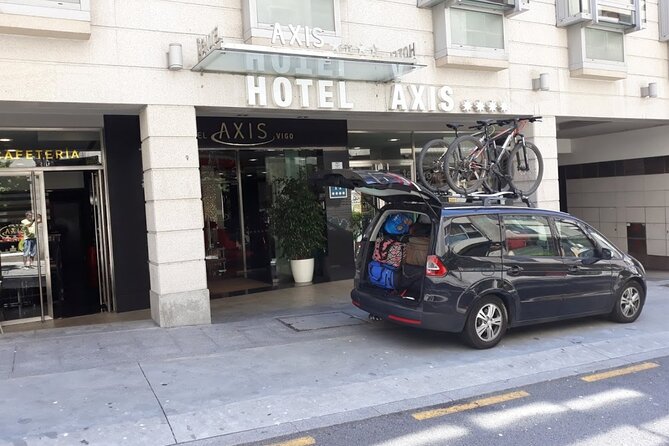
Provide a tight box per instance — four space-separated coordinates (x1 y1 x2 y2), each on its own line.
468 119 531 175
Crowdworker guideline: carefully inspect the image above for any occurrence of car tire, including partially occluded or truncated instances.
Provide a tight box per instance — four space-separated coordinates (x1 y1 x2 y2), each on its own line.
461 296 508 349
609 281 645 323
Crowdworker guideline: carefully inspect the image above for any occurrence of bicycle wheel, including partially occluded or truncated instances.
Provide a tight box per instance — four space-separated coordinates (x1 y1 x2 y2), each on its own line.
444 135 489 194
507 141 543 196
417 138 450 192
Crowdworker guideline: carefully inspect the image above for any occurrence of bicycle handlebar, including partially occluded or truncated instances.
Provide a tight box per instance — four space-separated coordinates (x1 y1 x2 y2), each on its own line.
469 116 542 130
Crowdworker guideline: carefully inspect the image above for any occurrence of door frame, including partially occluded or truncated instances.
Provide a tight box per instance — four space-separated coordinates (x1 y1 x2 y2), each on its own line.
0 170 51 324
0 127 115 325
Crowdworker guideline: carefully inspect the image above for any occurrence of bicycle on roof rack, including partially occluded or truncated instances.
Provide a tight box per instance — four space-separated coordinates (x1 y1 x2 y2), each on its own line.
417 116 544 198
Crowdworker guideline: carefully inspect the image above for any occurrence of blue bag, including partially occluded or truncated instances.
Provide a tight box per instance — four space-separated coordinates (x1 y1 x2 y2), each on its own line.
368 261 398 290
383 213 413 235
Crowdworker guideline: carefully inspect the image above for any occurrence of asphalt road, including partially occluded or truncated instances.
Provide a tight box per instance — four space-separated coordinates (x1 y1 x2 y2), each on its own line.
243 355 669 446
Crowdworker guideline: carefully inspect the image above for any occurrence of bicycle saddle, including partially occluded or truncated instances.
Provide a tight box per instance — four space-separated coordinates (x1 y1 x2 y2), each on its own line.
445 123 464 131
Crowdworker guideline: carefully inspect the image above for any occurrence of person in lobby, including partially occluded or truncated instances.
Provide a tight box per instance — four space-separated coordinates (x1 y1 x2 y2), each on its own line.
21 211 39 269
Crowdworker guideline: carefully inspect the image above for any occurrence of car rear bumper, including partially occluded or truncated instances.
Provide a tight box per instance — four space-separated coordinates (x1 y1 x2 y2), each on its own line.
351 288 464 333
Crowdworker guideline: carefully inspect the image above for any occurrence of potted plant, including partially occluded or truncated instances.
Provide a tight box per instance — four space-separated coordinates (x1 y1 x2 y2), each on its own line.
268 171 327 284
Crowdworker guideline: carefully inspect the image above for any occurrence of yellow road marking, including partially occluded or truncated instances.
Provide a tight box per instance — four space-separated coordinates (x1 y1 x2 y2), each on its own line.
265 436 316 446
581 362 660 382
412 390 530 421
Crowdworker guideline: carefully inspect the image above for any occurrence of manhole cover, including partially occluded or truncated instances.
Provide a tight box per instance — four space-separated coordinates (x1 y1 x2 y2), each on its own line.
278 312 366 331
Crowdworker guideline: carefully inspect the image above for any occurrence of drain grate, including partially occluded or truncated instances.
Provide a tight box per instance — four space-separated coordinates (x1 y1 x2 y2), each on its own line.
277 311 366 332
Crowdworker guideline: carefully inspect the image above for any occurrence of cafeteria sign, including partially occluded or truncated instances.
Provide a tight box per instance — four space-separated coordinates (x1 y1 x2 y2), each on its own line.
2 149 80 160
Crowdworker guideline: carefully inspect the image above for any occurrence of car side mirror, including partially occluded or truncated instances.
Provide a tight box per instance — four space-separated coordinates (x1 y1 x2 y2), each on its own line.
601 248 612 260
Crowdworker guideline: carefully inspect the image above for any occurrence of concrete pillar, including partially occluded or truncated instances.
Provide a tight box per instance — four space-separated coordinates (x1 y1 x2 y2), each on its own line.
140 105 211 327
525 116 560 211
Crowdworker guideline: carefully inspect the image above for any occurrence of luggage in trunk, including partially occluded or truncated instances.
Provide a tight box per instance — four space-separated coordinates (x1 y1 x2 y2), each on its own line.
405 236 429 266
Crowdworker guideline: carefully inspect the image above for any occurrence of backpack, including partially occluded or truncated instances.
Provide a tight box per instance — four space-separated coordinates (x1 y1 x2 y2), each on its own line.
372 238 405 268
383 213 413 235
368 261 398 290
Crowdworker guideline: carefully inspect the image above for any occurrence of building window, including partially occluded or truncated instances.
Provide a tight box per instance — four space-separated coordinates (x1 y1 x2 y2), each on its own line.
558 0 635 79
0 0 90 39
556 0 644 32
450 8 504 49
0 0 90 16
660 0 669 41
243 0 341 44
418 0 528 16
256 0 335 31
584 27 624 61
567 25 626 78
431 3 509 70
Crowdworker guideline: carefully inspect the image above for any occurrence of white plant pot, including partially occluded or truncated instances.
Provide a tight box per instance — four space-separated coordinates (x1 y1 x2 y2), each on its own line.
290 258 315 284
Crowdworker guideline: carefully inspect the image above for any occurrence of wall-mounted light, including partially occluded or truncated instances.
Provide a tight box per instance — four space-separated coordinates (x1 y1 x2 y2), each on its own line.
167 43 183 71
0 138 12 142
532 73 550 91
641 82 658 98
388 138 399 142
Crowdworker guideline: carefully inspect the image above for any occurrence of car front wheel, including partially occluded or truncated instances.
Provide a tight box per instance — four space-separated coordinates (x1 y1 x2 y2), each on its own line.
462 296 508 349
610 282 644 323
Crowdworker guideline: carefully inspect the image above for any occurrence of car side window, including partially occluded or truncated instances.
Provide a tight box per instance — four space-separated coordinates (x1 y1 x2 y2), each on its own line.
447 215 502 257
588 229 622 259
502 215 559 257
555 220 597 258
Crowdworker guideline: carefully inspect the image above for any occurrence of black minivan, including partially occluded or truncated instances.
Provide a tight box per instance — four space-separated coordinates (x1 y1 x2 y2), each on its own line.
314 170 647 349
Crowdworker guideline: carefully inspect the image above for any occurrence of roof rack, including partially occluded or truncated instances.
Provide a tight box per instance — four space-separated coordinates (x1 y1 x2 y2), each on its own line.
430 190 535 208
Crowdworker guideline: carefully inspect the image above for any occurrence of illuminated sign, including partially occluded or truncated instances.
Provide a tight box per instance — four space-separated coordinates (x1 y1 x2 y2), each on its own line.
197 117 347 148
1 149 80 160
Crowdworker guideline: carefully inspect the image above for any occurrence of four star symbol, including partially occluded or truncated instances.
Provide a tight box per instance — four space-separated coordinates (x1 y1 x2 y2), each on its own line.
459 99 510 113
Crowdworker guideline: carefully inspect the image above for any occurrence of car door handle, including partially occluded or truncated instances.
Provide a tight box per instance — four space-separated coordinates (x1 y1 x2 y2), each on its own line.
568 265 581 273
506 265 523 276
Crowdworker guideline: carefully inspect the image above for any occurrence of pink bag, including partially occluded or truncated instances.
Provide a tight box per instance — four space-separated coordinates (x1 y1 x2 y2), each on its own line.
373 238 405 268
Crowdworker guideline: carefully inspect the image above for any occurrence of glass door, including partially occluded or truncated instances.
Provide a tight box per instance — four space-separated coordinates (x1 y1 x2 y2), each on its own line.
0 171 50 325
200 150 259 296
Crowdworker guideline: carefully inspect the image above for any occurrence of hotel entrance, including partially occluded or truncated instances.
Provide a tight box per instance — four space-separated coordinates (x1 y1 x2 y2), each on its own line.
0 130 113 327
197 116 349 297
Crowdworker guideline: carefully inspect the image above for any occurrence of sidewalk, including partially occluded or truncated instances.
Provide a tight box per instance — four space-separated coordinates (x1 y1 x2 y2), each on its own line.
1 275 669 446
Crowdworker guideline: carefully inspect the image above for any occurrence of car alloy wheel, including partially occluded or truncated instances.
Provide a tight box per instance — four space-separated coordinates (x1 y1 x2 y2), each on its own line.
620 286 641 318
474 303 503 342
610 281 644 323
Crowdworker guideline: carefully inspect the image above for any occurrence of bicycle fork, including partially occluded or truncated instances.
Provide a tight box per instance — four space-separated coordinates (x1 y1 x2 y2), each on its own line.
515 135 531 172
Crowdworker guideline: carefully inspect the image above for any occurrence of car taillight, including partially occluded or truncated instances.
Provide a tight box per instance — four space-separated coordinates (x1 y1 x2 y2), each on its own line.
426 255 448 277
